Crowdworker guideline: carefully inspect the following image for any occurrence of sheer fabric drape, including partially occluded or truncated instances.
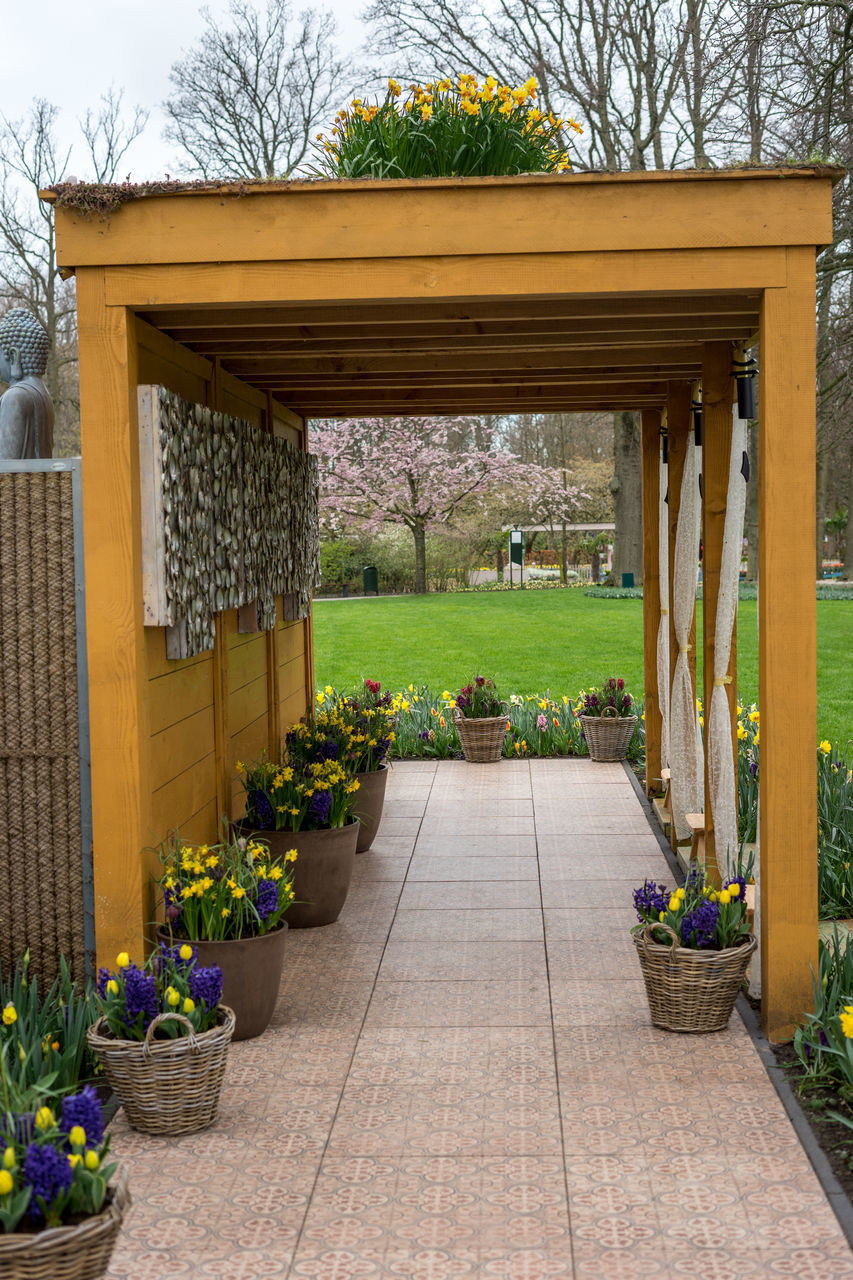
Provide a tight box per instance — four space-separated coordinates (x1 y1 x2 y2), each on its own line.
707 406 747 877
670 439 704 840
656 451 670 768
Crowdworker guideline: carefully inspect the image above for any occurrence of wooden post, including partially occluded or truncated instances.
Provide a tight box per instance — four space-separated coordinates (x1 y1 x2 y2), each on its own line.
759 248 819 1040
76 271 151 964
641 408 663 795
665 382 694 851
701 348 739 889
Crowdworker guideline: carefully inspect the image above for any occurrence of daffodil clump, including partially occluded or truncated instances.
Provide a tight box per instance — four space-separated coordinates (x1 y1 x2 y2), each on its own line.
96 946 224 1041
0 954 96 1096
240 731 361 832
313 679 397 773
314 75 582 179
633 863 752 952
0 1078 118 1232
794 931 853 1099
155 832 296 941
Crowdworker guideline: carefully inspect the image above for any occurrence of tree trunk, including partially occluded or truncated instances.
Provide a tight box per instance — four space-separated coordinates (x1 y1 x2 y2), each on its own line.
845 453 853 579
816 452 828 579
560 522 568 583
591 552 600 584
611 411 644 583
412 522 427 594
496 545 504 575
745 420 759 580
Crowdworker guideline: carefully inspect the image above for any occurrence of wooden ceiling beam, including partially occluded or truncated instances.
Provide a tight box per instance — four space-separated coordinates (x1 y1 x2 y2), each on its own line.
139 292 761 331
246 371 698 394
280 381 671 407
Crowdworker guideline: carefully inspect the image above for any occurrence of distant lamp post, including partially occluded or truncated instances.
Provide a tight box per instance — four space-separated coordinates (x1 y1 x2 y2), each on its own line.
509 527 524 589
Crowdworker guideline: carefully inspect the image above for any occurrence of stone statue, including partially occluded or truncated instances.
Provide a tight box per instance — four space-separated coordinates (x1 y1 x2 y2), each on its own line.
0 309 54 459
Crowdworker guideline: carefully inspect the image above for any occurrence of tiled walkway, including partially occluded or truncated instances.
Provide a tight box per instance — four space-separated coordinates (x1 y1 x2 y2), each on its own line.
108 760 853 1279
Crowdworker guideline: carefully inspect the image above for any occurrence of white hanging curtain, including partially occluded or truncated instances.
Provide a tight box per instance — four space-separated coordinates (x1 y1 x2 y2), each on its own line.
707 406 748 878
656 448 670 768
670 437 704 840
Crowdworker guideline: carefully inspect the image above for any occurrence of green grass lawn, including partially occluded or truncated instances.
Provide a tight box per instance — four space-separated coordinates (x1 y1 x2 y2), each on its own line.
313 590 853 746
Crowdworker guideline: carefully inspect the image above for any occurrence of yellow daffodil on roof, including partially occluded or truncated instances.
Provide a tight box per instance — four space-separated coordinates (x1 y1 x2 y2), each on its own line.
312 74 582 180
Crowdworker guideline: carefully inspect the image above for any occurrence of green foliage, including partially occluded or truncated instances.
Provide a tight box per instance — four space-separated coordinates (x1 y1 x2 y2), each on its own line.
314 76 581 179
816 743 853 920
794 932 853 1096
0 955 97 1095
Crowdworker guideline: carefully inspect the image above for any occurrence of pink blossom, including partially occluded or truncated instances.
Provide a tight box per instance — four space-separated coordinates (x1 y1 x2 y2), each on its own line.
537 713 547 730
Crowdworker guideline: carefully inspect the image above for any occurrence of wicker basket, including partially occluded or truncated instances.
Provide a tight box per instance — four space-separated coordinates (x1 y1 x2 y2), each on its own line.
453 707 509 763
0 1166 129 1280
581 706 638 762
87 1007 235 1135
634 924 757 1032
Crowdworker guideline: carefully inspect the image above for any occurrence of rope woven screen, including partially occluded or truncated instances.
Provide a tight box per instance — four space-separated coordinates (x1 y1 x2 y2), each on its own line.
0 467 89 981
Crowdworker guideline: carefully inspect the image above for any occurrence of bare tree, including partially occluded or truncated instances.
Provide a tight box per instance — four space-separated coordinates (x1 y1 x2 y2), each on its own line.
0 92 148 452
164 0 348 179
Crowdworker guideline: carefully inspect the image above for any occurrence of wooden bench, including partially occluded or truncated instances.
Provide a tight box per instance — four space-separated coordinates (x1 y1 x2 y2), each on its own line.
685 812 705 865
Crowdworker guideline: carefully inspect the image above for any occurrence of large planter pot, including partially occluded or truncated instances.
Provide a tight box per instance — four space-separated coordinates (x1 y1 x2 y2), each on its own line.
87 1007 235 1135
158 924 288 1042
633 924 757 1033
580 707 638 762
0 1167 129 1280
453 708 509 763
242 820 358 928
353 764 389 852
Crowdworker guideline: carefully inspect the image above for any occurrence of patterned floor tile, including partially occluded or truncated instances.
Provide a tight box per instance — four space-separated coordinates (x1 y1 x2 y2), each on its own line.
398 880 542 911
365 978 551 1028
379 941 547 983
390 909 544 943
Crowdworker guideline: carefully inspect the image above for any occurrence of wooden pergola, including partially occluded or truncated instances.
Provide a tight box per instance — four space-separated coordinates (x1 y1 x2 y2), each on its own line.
47 167 835 1039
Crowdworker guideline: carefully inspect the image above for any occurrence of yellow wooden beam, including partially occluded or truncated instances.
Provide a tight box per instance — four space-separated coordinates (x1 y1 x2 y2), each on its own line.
76 270 151 965
101 249 789 310
52 172 835 269
641 408 663 796
759 248 819 1040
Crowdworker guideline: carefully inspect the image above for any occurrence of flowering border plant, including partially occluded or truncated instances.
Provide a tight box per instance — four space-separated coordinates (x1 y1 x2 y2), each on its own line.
95 946 224 1042
0 1068 118 1233
154 832 296 941
632 865 752 951
239 743 359 832
577 676 634 717
314 75 582 179
454 676 505 719
0 955 96 1096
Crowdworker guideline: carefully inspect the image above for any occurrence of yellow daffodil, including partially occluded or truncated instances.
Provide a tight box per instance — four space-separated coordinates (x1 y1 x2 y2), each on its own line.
179 944 193 961
106 979 119 996
165 987 180 1008
3 1148 14 1170
0 1169 13 1194
749 709 759 723
183 997 195 1013
729 883 741 897
69 1125 86 1149
668 896 680 912
35 1106 55 1131
2 1004 17 1026
820 740 832 754
841 1006 853 1039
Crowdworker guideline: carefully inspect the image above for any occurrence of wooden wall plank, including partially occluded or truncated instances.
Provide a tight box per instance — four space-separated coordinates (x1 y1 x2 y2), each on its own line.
150 706 217 793
148 659 214 736
759 249 819 1040
641 408 663 795
150 752 217 845
279 620 306 666
230 673 269 737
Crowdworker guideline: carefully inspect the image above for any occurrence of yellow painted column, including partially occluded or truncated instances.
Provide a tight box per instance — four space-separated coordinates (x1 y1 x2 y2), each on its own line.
759 248 819 1040
76 272 151 964
641 409 663 795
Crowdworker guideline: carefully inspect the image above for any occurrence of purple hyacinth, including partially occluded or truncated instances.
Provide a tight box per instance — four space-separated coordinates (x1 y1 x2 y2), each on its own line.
633 880 669 922
257 879 279 921
157 942 198 971
163 886 184 923
317 738 339 761
681 899 720 949
308 790 332 826
24 1143 73 1220
189 965 224 1009
724 876 747 903
96 966 111 997
61 1085 104 1147
251 789 275 830
122 963 159 1031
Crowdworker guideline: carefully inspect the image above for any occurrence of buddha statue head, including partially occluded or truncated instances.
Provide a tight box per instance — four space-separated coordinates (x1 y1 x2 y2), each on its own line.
0 308 50 381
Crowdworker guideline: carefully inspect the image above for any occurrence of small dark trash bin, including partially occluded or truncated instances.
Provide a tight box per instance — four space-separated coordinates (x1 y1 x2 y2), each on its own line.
621 572 635 589
363 566 379 595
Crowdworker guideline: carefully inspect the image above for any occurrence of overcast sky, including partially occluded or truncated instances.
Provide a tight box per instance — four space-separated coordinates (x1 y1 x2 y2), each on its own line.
3 0 369 180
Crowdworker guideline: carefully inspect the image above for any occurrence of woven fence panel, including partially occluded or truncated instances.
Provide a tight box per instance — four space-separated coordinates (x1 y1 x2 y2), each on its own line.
0 471 85 981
